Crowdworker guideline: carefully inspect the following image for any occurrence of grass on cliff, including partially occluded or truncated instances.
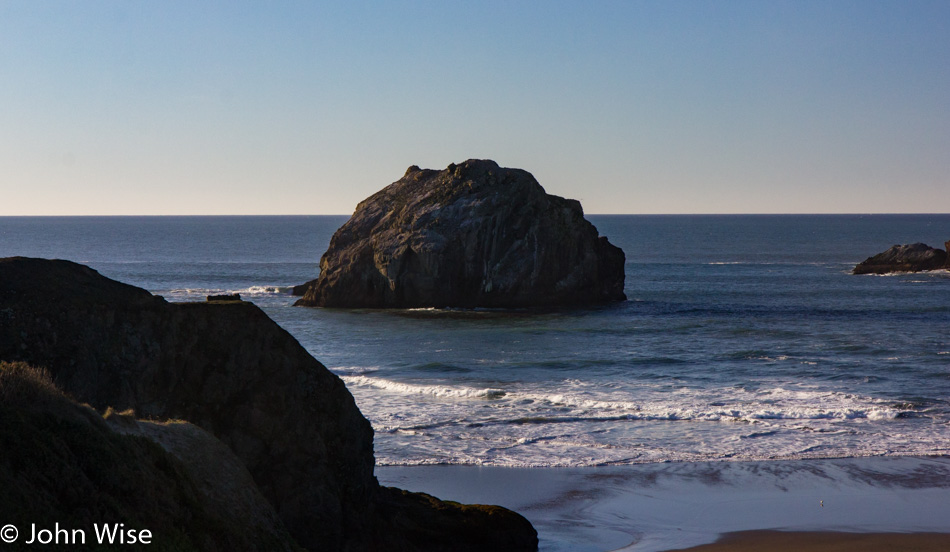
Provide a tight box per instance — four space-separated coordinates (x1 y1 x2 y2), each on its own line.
0 361 295 551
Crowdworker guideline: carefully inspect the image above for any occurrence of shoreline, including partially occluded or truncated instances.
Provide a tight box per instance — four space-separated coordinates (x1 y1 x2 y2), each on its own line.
376 455 950 552
667 530 950 551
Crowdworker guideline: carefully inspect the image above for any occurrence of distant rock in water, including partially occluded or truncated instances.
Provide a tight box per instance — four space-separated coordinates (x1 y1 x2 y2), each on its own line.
852 242 949 274
295 159 626 308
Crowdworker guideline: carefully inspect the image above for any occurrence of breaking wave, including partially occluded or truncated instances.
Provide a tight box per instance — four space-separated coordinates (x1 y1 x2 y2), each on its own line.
341 375 905 425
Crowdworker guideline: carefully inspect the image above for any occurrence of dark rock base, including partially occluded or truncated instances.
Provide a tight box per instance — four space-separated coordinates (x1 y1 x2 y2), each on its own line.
853 242 948 275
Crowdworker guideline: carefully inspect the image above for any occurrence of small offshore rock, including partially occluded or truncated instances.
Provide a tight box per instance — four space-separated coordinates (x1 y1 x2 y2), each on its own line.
852 242 948 274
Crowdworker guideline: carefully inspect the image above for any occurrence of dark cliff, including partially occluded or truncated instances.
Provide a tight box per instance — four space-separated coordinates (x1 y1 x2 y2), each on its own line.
0 361 301 552
0 257 537 551
295 159 626 308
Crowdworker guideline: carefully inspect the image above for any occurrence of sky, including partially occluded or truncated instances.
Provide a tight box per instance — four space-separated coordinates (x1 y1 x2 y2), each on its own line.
2 1 949 215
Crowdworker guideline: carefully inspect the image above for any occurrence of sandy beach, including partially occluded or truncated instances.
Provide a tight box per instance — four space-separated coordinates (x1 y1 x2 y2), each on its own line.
376 456 950 551
668 530 950 551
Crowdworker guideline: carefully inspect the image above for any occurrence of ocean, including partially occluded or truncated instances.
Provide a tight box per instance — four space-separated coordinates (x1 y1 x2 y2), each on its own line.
2 214 949 468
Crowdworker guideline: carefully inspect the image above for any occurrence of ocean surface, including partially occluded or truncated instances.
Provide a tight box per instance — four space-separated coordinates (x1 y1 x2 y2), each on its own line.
2 214 949 468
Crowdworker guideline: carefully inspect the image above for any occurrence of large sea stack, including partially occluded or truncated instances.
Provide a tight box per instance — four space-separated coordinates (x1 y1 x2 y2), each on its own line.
295 159 626 308
0 257 538 552
852 242 949 274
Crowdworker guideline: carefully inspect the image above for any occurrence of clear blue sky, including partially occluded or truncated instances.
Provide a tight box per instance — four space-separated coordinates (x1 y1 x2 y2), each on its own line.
2 1 948 214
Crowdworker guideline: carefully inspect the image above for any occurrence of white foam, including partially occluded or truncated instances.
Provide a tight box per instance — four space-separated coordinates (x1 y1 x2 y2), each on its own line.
342 375 506 400
338 374 930 466
164 288 208 295
235 285 290 295
706 261 744 265
343 375 903 424
160 285 291 299
331 365 381 375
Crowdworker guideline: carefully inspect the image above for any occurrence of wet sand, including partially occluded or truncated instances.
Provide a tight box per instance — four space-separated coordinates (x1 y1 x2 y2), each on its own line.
376 456 950 551
667 530 950 551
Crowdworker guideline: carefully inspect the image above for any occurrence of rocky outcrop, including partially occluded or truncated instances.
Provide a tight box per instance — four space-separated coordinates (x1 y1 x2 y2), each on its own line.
106 411 297 550
852 243 948 274
207 293 242 301
375 487 539 552
291 278 318 296
0 257 537 551
0 361 301 552
0 257 373 551
295 159 626 308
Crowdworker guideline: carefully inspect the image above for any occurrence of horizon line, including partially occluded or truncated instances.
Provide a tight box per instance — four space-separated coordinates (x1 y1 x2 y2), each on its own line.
1 212 949 217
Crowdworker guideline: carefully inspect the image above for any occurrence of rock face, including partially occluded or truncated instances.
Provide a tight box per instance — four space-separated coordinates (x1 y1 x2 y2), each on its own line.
292 278 318 296
852 243 949 274
295 159 626 308
207 293 242 301
0 257 537 551
0 361 301 552
0 258 372 551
